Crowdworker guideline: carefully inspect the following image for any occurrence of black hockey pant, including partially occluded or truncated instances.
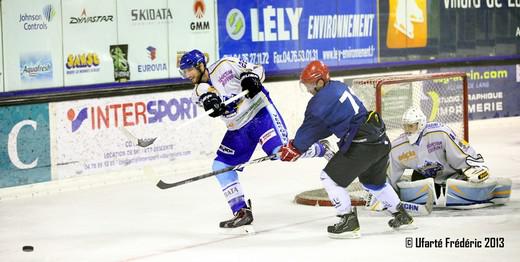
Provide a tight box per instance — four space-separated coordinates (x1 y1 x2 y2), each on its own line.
323 140 391 188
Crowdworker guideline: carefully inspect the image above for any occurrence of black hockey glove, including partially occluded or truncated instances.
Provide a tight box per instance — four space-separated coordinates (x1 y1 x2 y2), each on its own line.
240 72 262 98
199 92 226 118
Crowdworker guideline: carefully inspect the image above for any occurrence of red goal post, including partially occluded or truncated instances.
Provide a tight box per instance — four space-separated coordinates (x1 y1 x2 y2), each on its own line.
351 72 469 142
294 71 470 207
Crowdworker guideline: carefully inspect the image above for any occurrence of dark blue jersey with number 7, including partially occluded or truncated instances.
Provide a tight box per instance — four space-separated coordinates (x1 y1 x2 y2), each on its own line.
293 80 368 153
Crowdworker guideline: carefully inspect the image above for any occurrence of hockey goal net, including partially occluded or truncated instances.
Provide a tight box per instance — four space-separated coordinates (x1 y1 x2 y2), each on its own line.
295 72 469 206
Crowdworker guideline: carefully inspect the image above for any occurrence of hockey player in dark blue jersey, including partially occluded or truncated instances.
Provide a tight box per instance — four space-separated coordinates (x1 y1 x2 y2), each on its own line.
279 60 415 238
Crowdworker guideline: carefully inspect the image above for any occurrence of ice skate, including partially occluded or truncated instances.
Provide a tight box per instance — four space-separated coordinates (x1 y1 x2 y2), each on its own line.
319 139 336 161
219 200 255 235
388 203 417 230
327 207 361 239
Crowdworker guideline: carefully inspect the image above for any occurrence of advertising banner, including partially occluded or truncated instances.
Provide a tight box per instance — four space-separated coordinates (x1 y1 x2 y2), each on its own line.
168 0 217 78
50 90 219 179
0 104 51 188
427 65 520 119
2 0 63 91
217 0 377 73
380 1 520 60
110 44 131 82
116 0 170 81
62 0 118 86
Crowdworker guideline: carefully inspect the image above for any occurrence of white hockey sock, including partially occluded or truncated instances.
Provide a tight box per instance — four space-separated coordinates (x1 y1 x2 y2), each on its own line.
363 182 400 213
221 181 246 213
320 171 352 215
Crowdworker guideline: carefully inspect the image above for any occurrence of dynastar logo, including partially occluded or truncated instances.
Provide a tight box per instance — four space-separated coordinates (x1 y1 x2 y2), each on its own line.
225 9 245 40
69 9 114 24
66 98 197 132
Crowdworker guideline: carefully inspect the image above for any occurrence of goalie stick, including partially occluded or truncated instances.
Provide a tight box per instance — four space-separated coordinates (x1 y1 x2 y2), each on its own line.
156 153 278 189
120 90 249 148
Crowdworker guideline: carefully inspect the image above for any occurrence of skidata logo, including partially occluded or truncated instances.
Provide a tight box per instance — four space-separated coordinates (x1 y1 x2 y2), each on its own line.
226 9 245 40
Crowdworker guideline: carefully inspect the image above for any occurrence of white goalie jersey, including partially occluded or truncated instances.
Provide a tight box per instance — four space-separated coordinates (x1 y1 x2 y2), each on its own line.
191 57 269 130
388 122 485 187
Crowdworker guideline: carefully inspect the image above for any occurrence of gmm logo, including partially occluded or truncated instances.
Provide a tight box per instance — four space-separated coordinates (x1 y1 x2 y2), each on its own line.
191 0 210 31
194 0 206 19
225 8 245 40
67 98 197 132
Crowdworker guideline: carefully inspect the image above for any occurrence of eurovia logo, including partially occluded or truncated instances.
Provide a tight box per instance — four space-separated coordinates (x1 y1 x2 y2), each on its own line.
225 8 245 40
138 46 167 73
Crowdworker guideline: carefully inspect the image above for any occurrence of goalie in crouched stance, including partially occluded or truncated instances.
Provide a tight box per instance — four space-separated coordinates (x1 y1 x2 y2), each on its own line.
279 60 416 239
388 107 511 210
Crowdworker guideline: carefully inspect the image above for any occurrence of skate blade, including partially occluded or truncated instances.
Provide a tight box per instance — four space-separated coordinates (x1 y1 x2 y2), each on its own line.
392 224 418 231
221 225 256 235
328 230 361 239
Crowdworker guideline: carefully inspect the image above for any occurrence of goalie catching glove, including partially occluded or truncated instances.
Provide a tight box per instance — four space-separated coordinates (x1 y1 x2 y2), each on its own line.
279 140 302 162
240 72 262 98
199 92 225 118
463 166 490 183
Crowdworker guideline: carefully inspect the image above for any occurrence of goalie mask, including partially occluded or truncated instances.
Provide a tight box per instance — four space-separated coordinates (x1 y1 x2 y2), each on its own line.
402 107 426 144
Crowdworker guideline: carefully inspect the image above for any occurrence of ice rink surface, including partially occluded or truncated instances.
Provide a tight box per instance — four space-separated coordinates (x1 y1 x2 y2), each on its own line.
1 117 519 262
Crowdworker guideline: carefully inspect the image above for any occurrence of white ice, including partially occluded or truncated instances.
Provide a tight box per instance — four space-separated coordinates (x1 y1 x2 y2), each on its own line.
1 117 520 262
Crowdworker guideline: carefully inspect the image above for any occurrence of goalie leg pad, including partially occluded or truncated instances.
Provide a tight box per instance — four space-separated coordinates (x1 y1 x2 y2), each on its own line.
445 178 512 209
361 182 401 213
397 178 436 205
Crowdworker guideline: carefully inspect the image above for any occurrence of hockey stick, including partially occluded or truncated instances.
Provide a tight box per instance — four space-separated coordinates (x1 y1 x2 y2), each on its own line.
120 90 249 148
156 153 278 189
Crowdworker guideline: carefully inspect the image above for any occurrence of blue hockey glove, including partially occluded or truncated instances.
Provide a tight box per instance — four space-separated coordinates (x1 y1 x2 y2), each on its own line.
199 92 225 118
239 72 262 98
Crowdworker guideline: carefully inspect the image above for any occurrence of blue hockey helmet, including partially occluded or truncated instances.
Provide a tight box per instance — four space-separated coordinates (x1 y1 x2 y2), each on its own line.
179 49 206 70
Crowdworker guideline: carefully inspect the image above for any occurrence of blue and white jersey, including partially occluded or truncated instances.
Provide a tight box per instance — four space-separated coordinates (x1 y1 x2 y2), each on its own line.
191 57 269 130
293 80 367 153
388 122 484 187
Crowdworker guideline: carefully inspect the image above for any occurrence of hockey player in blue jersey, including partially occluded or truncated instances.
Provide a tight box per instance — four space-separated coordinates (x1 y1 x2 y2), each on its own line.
279 60 415 238
179 50 331 233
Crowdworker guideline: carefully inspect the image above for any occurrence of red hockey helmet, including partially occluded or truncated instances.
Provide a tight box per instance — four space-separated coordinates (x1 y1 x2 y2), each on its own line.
300 60 330 86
